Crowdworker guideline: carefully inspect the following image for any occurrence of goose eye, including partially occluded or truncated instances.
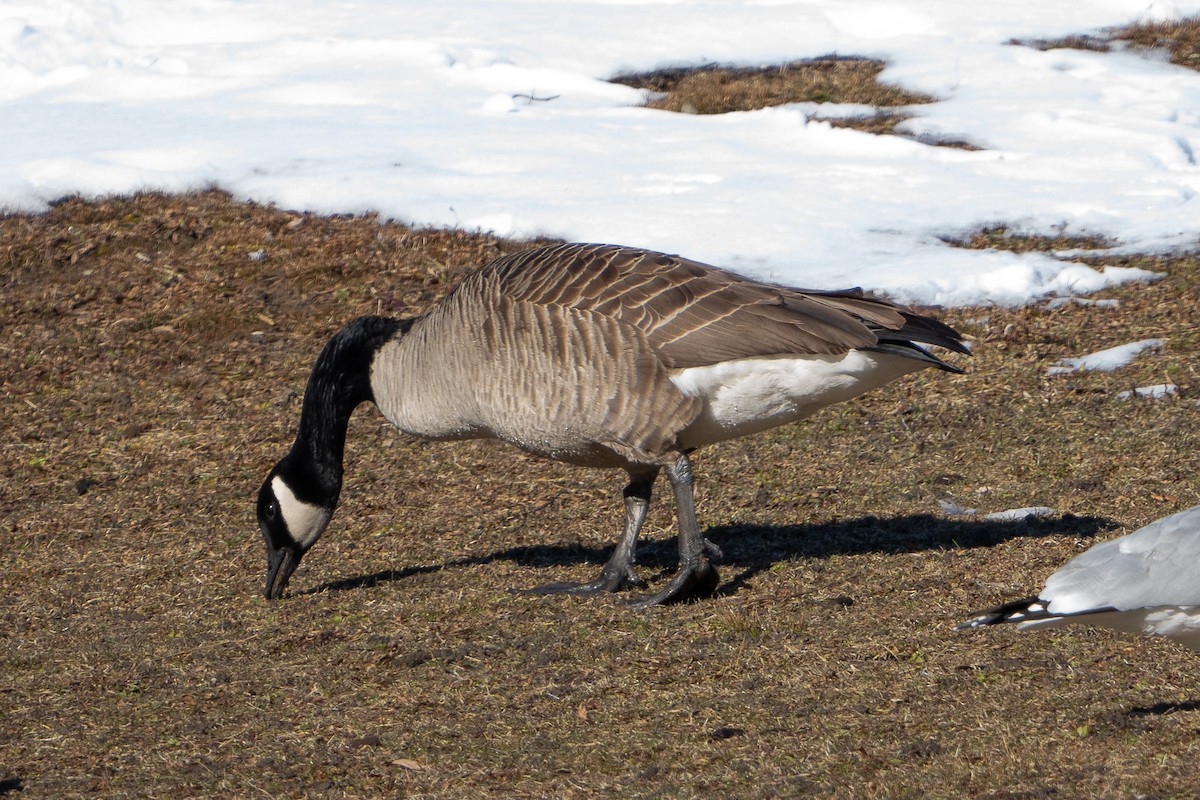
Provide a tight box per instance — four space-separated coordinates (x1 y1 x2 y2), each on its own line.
265 500 279 523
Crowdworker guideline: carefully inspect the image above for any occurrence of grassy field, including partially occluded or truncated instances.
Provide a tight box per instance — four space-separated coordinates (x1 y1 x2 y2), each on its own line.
4 23 1200 799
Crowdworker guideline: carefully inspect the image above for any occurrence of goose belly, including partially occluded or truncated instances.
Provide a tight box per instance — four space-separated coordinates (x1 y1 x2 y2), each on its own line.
670 351 924 448
1019 607 1200 649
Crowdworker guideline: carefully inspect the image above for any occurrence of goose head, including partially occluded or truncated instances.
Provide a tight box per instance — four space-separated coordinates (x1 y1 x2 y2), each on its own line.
258 462 335 599
255 315 409 599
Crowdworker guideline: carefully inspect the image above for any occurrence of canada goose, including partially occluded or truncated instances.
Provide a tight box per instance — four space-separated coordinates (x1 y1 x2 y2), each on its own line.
958 505 1200 650
257 243 969 606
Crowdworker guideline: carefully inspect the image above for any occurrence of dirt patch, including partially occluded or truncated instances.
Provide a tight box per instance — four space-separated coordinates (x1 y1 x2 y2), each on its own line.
1115 17 1200 69
1012 15 1200 71
3 190 1200 798
612 57 934 113
940 225 1117 254
611 56 980 149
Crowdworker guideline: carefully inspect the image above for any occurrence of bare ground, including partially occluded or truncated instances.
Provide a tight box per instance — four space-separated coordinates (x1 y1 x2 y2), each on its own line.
610 56 983 150
1015 16 1200 70
2 189 1200 798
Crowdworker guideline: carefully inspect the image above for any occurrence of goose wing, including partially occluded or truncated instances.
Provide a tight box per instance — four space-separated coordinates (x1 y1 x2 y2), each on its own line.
477 243 966 369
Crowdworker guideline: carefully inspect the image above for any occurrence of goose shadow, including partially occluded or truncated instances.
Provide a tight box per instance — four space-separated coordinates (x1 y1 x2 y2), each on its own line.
1097 698 1200 733
306 512 1116 598
1126 699 1200 717
702 511 1115 598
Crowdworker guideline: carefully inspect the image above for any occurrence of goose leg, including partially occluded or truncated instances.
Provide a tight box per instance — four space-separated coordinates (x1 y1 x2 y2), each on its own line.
628 453 721 608
523 470 657 596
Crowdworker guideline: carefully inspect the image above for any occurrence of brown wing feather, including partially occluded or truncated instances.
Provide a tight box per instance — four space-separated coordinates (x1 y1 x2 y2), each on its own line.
470 243 933 369
464 287 700 465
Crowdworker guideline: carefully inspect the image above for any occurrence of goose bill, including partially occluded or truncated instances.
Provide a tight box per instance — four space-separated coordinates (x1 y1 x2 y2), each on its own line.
264 546 300 600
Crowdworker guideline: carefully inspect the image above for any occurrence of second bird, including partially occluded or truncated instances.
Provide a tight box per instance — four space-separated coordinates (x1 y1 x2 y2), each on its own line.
256 243 970 606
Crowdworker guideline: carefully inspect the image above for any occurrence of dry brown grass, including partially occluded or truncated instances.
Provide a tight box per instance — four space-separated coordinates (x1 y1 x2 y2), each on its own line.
1014 16 1200 71
824 113 983 151
612 57 934 115
4 191 1200 798
1116 17 1200 69
1007 34 1113 54
941 225 1116 254
611 56 982 151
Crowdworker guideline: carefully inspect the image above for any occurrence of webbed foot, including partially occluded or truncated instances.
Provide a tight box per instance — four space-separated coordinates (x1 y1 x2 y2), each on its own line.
520 565 645 597
626 556 720 608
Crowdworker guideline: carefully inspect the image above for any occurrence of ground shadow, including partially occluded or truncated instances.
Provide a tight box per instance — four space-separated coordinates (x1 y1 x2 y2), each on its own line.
1096 698 1200 736
306 512 1115 599
702 512 1115 598
1127 699 1200 717
0 777 24 796
299 560 486 596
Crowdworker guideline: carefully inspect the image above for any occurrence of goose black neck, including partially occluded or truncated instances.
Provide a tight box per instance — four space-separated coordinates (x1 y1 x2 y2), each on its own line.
287 315 411 503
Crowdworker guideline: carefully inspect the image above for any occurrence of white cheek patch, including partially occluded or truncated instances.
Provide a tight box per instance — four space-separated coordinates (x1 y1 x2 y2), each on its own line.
272 475 332 550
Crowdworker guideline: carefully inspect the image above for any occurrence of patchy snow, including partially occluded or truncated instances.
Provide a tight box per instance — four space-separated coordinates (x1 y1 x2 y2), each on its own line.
3 1 1200 305
1116 383 1178 399
983 506 1058 522
938 500 1057 521
1045 297 1122 310
1047 338 1164 375
938 500 978 516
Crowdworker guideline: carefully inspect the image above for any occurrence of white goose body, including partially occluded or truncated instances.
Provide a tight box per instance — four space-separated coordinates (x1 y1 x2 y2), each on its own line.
258 243 969 605
959 504 1200 650
670 351 924 448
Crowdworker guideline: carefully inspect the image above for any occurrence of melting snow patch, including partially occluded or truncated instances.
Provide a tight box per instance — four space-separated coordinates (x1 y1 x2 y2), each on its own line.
1045 296 1120 310
938 500 1056 521
1116 383 1177 400
938 499 976 516
0 2 1198 305
983 506 1056 522
1047 338 1163 376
